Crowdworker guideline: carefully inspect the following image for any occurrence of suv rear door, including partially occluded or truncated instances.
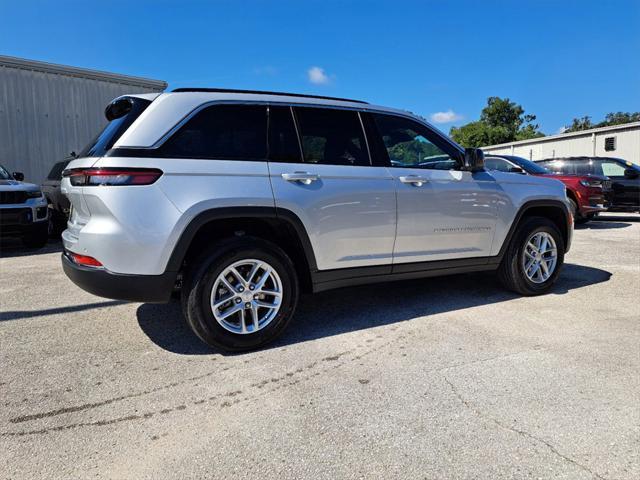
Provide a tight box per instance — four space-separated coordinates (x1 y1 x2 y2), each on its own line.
366 112 499 265
268 105 396 271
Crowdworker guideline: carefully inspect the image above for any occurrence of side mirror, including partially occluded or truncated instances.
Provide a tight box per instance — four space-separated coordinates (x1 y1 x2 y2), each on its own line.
12 172 24 181
463 148 484 172
509 166 525 174
624 168 639 179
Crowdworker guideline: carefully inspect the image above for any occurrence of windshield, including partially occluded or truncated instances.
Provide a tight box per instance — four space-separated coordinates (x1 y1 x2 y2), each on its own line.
78 97 152 158
502 155 550 174
0 165 11 180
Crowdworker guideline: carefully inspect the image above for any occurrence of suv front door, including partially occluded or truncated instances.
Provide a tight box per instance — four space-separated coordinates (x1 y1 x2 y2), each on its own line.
367 112 499 265
591 158 640 210
268 105 396 271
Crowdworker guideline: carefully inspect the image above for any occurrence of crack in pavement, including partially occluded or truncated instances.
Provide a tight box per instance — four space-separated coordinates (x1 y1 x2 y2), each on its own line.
443 376 607 480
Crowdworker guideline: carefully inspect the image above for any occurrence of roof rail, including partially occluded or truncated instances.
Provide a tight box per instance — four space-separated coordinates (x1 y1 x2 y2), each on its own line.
171 87 368 104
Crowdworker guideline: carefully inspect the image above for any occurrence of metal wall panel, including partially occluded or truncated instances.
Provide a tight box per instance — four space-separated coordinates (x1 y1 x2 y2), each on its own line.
0 60 165 183
483 125 640 164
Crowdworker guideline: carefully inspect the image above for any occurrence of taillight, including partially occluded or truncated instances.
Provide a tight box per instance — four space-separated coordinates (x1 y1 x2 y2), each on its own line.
69 252 103 268
62 168 162 186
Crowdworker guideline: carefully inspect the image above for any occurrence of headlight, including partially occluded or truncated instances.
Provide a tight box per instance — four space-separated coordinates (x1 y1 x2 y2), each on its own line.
579 180 601 188
26 190 43 198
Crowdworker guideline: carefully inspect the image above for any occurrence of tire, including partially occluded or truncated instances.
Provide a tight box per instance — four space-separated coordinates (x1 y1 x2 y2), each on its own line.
181 236 299 351
568 198 588 224
48 209 67 237
22 223 49 249
498 217 565 296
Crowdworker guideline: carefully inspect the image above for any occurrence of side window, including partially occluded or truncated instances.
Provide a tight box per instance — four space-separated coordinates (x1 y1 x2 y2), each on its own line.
485 157 513 172
268 106 302 163
293 107 370 166
571 161 593 175
371 113 460 170
595 160 626 177
159 105 267 160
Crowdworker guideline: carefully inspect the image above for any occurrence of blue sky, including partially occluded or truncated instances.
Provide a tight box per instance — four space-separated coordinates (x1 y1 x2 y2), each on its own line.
1 0 638 134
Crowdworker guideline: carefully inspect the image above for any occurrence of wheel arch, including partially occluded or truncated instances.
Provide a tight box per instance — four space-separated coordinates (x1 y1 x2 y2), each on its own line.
497 200 572 259
165 206 317 293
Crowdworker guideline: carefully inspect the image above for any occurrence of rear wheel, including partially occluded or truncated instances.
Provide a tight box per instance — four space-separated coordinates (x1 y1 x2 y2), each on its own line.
498 217 565 295
182 236 299 351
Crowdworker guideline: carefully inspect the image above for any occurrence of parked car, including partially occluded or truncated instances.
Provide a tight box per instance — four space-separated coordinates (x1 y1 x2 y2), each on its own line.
42 157 72 235
484 154 610 224
61 89 573 351
536 157 640 213
0 164 49 248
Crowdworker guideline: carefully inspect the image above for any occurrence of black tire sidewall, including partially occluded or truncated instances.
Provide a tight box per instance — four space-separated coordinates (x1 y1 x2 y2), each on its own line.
184 238 299 351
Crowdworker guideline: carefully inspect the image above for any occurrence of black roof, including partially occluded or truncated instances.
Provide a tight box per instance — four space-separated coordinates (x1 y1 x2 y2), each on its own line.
537 156 625 162
171 88 368 104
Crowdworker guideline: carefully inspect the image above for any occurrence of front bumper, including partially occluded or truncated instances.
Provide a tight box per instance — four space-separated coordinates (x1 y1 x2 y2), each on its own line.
0 206 48 237
61 251 176 303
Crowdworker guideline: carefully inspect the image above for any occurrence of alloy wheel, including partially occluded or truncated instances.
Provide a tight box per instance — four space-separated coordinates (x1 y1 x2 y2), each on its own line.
210 259 283 334
522 231 558 284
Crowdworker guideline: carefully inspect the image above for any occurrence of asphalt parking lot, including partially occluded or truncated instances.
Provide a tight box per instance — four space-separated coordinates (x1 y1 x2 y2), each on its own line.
1 214 639 479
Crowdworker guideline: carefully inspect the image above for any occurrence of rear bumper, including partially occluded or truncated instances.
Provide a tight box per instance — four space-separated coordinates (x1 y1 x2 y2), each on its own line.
61 251 176 303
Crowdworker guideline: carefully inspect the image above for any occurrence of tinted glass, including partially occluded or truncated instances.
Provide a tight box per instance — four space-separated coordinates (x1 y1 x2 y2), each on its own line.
294 107 369 166
371 113 459 170
485 157 514 172
540 160 592 175
160 105 267 160
80 97 151 158
502 156 549 174
268 106 302 163
0 165 10 180
47 160 70 180
593 159 626 177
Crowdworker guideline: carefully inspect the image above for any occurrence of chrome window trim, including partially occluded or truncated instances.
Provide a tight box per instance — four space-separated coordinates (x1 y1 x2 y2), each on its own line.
116 99 465 159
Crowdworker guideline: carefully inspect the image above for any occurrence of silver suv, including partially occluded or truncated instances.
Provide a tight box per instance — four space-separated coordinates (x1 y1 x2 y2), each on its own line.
61 89 573 351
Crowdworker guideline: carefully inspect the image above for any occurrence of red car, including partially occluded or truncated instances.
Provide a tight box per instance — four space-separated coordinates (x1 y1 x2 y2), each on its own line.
484 154 610 224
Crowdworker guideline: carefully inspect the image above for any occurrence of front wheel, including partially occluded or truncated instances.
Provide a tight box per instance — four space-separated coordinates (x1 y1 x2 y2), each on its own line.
181 237 299 351
498 217 565 296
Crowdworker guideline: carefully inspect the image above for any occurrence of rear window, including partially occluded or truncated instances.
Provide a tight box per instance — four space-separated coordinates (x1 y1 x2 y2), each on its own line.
79 97 151 158
47 160 70 180
159 105 267 160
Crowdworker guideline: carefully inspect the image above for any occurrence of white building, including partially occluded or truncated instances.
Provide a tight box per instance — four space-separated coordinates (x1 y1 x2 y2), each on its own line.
482 122 640 165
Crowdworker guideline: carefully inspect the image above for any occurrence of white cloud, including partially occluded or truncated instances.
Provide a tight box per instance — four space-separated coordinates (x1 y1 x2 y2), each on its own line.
556 126 568 134
307 66 331 85
430 110 464 124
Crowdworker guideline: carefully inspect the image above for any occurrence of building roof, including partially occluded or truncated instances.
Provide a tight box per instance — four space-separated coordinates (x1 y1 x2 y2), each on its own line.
483 121 640 149
0 55 167 90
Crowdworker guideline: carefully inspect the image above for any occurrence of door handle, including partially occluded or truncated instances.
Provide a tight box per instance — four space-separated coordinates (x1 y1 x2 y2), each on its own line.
282 172 319 185
399 175 428 187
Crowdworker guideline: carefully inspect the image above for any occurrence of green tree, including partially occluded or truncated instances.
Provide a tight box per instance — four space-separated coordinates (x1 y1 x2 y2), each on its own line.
563 112 640 132
598 112 640 127
564 116 593 132
450 97 543 147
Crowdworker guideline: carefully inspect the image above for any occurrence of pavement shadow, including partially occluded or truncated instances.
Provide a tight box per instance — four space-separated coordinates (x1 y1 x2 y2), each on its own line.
1 300 127 321
136 263 612 356
0 239 62 258
575 221 631 230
